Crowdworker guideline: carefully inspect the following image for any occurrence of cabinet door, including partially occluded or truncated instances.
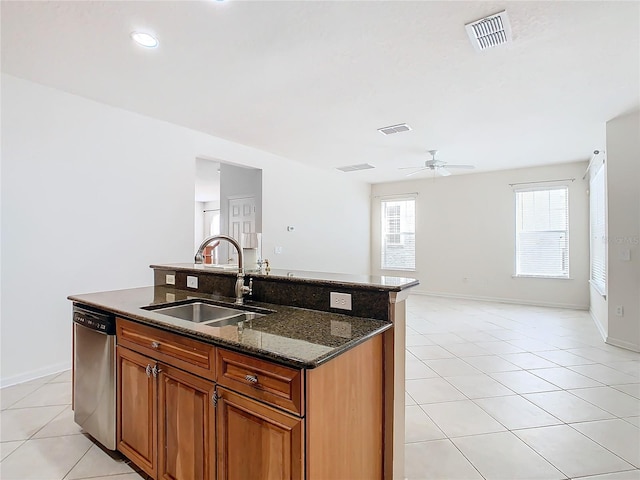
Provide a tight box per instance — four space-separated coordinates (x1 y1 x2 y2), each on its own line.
157 364 216 480
216 387 303 480
117 346 157 478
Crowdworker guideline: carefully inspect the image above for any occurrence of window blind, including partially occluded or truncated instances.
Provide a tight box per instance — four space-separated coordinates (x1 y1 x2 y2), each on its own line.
381 198 415 270
515 186 569 278
590 163 606 294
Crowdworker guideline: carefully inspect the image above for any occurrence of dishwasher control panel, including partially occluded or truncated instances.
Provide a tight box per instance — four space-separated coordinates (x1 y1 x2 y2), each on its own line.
73 305 115 335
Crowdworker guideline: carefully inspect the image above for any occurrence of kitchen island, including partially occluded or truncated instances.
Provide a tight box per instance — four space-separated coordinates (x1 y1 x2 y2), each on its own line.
69 266 417 480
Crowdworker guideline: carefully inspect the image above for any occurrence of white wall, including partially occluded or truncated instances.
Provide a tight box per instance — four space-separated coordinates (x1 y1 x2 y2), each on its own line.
195 201 205 252
371 162 590 309
0 74 371 386
259 159 371 273
605 110 640 351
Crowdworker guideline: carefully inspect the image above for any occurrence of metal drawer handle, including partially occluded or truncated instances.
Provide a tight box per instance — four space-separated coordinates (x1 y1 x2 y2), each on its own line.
245 374 258 384
151 341 160 349
152 365 162 378
145 365 152 377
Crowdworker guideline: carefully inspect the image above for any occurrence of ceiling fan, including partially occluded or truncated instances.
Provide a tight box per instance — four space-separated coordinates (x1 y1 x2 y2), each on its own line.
400 150 475 177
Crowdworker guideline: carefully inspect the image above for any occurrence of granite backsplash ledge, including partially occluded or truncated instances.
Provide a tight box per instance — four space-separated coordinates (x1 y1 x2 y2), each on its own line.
151 264 418 322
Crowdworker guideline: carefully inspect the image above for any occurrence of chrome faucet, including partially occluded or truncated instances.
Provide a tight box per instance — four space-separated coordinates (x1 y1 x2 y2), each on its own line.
194 234 251 305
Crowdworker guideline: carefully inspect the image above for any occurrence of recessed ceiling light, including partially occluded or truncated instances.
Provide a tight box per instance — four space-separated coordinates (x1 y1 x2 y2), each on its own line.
131 32 158 48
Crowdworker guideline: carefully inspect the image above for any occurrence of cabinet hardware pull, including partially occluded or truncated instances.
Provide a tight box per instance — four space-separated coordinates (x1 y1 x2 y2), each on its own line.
212 390 222 407
151 341 160 349
152 364 162 377
145 365 152 377
245 374 258 384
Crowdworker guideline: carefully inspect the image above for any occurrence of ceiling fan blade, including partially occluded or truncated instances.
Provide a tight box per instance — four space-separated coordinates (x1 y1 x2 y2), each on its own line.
405 167 429 177
444 164 475 169
437 168 452 177
399 166 423 170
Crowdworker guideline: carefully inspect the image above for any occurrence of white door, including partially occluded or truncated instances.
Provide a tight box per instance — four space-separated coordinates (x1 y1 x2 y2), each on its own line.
227 196 255 263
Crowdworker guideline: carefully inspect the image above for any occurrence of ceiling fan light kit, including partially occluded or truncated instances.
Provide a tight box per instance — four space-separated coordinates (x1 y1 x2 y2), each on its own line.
400 149 476 177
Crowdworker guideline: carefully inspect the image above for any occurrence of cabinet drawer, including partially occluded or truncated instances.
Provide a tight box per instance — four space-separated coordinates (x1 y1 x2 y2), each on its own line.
117 318 215 381
216 349 304 416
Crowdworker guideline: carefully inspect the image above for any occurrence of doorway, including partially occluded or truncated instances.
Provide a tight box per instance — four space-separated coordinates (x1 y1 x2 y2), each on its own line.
195 158 262 264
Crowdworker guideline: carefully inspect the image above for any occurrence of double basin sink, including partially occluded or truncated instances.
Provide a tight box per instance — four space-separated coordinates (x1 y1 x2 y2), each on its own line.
143 299 273 327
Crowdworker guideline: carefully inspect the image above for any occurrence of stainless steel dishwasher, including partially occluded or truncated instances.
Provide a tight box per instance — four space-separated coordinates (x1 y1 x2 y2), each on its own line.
72 304 116 450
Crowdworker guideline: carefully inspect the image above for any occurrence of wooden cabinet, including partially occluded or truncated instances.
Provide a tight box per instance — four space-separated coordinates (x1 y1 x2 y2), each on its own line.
216 348 303 416
117 346 157 478
158 364 216 480
116 317 384 480
116 318 216 480
216 387 303 480
117 317 216 381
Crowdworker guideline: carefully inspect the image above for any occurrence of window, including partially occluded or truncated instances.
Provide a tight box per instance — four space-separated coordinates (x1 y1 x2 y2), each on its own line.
385 205 402 244
590 162 606 294
515 186 569 278
381 198 415 270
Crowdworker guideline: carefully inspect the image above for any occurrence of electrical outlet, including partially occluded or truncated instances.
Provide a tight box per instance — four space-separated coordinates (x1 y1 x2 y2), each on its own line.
330 292 352 311
274 246 283 254
187 276 198 289
616 305 624 317
165 274 175 285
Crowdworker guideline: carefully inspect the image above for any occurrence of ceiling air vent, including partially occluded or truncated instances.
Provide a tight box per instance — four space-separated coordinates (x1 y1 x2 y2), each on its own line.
377 123 412 136
465 10 512 52
336 163 375 172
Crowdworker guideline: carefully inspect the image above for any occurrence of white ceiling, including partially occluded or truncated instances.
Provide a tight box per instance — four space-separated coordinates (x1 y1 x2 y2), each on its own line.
2 1 638 184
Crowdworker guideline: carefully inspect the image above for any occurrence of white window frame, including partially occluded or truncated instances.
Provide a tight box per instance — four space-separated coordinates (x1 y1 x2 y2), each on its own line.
514 185 570 279
589 161 607 296
380 197 416 271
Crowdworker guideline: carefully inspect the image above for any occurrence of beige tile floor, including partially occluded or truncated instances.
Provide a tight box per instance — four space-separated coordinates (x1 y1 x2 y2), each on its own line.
1 295 639 479
405 296 640 480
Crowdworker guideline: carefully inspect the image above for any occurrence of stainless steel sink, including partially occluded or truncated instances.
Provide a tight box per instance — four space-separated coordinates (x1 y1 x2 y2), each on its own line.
143 300 267 326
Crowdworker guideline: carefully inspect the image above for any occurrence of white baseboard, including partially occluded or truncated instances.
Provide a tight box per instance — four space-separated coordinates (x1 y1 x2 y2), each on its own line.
410 290 589 310
0 361 71 389
590 309 608 342
605 336 640 353
588 310 640 352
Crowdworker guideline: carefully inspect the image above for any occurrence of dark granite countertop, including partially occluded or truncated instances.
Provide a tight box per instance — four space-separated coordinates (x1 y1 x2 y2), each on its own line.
68 286 392 369
150 263 419 291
